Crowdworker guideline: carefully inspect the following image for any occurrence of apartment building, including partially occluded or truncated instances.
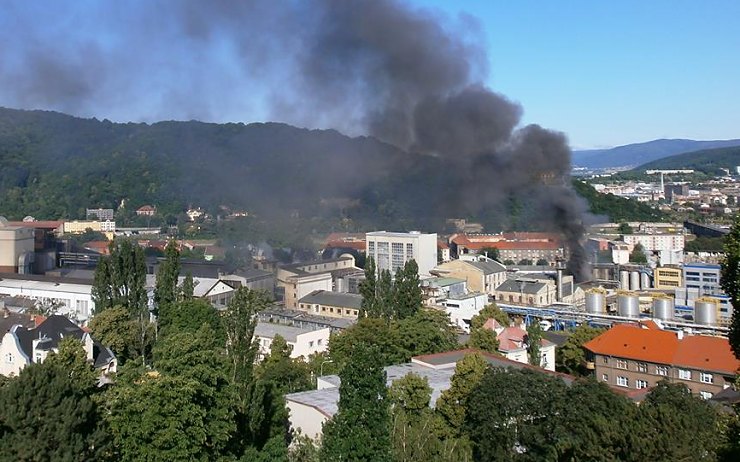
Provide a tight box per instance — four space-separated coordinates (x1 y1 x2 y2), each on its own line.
584 323 739 399
365 231 437 277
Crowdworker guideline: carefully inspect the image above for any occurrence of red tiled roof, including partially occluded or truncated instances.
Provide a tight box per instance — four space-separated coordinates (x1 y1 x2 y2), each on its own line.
583 324 740 375
673 336 739 375
583 324 678 364
450 233 562 251
326 240 366 251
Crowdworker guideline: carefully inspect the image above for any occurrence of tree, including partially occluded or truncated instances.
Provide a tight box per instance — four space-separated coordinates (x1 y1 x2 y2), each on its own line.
359 256 378 318
469 327 499 353
550 379 638 461
436 352 489 434
377 269 394 319
92 238 147 316
629 243 648 264
329 318 408 368
394 260 423 320
388 372 432 417
721 212 740 358
157 298 222 340
397 309 459 357
464 367 568 461
535 258 549 266
526 320 543 367
631 381 722 461
617 222 634 234
180 271 195 301
555 325 605 375
154 239 180 314
88 305 140 364
503 259 515 265
470 303 510 330
255 334 312 395
517 258 534 266
478 246 500 262
321 344 391 462
223 287 269 393
0 345 109 461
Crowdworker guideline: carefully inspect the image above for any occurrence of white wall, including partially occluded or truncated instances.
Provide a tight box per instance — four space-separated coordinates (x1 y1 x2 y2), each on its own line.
0 280 94 322
286 400 329 441
293 328 331 359
442 293 489 333
0 329 30 376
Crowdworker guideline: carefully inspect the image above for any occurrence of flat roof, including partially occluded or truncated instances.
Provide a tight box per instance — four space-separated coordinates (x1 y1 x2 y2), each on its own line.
366 231 435 238
254 321 327 342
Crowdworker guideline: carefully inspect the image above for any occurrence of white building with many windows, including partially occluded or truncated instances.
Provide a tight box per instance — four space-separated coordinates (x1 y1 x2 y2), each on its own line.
365 231 438 277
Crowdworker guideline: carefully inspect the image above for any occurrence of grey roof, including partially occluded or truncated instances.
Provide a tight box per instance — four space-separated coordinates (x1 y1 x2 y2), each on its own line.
254 321 326 342
258 307 356 331
286 349 575 419
496 278 548 294
0 311 36 335
467 260 507 275
280 257 354 276
298 290 363 310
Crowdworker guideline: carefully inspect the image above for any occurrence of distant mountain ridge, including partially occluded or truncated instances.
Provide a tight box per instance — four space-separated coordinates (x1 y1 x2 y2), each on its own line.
635 145 740 173
573 139 740 169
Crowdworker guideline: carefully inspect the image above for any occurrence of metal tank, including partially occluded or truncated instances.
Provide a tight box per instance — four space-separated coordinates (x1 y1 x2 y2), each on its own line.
630 271 640 291
640 272 651 290
585 288 607 314
694 298 719 326
617 291 640 318
620 270 630 290
652 296 674 321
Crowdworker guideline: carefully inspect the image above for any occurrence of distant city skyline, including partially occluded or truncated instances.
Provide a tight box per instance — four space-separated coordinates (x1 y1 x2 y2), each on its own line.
0 1 737 149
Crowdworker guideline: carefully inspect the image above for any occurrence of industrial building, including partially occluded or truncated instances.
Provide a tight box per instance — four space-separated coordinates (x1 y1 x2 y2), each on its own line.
365 231 438 277
0 217 35 273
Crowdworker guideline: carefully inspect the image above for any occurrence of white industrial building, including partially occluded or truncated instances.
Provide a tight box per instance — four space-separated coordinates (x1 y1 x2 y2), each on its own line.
440 292 489 332
253 322 330 360
365 231 438 277
0 275 94 322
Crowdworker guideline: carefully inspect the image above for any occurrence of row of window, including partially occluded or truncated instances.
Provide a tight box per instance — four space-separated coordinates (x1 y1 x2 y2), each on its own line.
608 357 715 383
607 374 715 399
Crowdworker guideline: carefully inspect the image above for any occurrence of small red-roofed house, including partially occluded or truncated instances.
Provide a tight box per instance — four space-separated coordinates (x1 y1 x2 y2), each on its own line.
483 319 556 371
584 323 739 399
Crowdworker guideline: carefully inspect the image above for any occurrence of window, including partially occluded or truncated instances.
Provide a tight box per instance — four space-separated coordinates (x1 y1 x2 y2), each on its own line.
602 356 609 364
5 353 13 364
678 369 692 380
700 373 714 384
602 374 608 382
309 341 314 348
616 359 628 370
317 339 323 346
616 376 628 387
699 391 713 400
656 366 668 376
637 363 647 373
636 380 648 389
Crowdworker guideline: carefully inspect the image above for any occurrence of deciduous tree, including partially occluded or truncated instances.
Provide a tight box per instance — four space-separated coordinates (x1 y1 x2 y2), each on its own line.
555 325 605 375
154 239 180 314
721 213 740 358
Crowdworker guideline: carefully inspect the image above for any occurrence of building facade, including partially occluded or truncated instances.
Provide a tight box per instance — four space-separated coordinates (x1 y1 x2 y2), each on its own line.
584 324 738 399
253 322 330 360
298 290 363 320
431 257 507 295
365 231 438 277
277 257 359 309
654 266 682 289
0 218 35 273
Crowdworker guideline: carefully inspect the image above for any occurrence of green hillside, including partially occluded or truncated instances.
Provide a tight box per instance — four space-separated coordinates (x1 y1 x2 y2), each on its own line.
572 180 669 222
636 145 740 174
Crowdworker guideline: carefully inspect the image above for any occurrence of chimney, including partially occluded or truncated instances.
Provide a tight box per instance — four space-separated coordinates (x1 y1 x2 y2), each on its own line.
556 267 563 302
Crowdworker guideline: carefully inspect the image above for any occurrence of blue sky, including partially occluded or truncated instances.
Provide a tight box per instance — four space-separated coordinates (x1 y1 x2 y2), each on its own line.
0 1 737 149
416 0 740 148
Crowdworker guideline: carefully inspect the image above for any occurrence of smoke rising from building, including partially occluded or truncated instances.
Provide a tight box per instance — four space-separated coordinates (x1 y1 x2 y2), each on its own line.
0 0 589 279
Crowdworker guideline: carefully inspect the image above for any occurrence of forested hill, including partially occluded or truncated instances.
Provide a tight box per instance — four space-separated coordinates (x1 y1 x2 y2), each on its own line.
0 107 660 231
635 145 740 174
572 180 669 222
0 107 414 223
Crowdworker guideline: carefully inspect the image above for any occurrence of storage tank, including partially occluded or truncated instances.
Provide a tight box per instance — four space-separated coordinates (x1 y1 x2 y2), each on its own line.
617 291 640 318
620 270 630 290
630 271 640 291
640 272 651 290
694 298 719 326
652 296 674 321
585 288 607 314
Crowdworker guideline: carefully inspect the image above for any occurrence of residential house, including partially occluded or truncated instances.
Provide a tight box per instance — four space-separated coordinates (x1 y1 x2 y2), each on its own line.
136 205 157 216
0 314 116 377
431 257 507 295
253 322 330 361
483 319 556 371
298 290 363 320
583 323 739 399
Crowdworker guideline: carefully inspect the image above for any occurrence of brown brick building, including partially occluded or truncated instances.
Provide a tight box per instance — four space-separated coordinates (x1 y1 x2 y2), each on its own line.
584 322 739 399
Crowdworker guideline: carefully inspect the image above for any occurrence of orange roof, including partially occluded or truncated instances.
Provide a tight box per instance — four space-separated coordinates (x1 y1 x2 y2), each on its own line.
673 336 740 375
583 324 678 364
450 233 562 251
584 324 740 375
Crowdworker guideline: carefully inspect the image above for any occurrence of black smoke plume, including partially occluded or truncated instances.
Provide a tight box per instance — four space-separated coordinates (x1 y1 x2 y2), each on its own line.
0 0 590 279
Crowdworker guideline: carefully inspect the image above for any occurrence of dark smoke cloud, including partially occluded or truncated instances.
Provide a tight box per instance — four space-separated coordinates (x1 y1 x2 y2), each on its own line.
0 0 589 279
